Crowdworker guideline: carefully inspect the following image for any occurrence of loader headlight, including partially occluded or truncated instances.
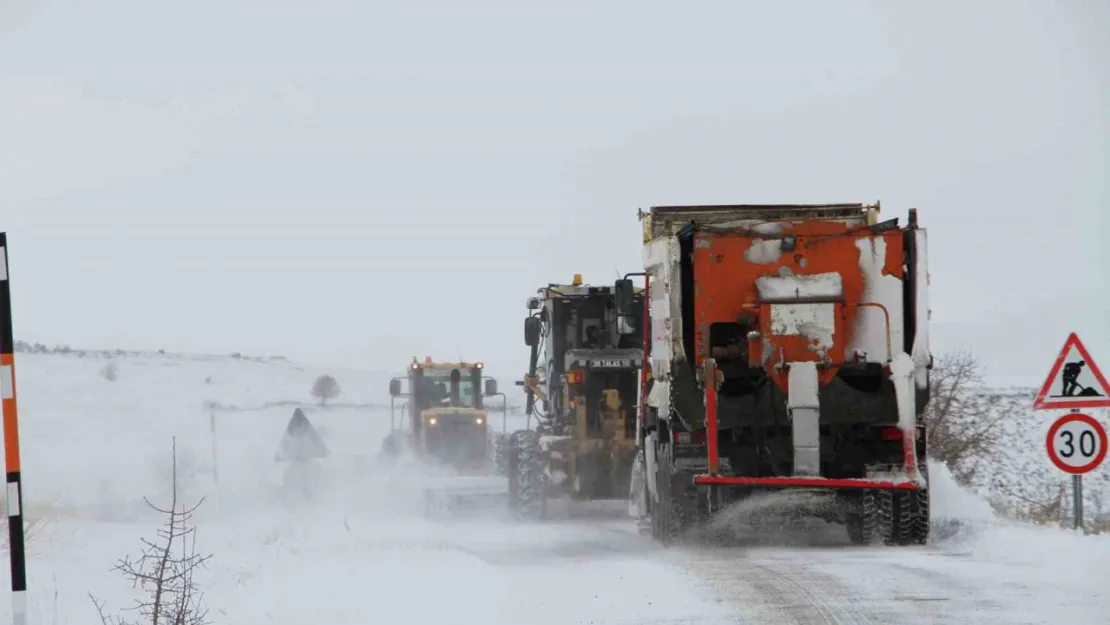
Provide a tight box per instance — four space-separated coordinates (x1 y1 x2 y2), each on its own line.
475 417 484 425
475 362 484 370
428 417 438 426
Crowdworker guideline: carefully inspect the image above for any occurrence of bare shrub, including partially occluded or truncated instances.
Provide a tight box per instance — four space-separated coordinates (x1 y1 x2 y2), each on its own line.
311 374 341 406
922 349 1021 484
90 438 212 625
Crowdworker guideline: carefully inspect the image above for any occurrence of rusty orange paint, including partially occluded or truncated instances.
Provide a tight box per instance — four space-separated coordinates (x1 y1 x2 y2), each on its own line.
692 222 905 392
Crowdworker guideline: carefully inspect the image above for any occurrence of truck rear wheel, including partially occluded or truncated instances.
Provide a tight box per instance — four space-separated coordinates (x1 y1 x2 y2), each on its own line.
847 485 929 546
896 487 930 545
846 490 880 545
651 442 699 544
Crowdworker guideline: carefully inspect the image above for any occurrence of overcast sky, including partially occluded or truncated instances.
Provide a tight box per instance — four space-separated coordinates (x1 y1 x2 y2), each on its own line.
1 0 1107 387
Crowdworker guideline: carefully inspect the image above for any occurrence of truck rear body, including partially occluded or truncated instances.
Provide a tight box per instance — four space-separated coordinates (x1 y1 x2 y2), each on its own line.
640 203 931 490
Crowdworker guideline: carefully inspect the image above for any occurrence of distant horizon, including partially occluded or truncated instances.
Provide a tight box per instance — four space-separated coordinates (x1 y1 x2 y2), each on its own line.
9 333 1063 392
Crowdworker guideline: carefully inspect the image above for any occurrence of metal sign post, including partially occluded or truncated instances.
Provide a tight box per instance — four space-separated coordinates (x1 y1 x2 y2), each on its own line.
1073 473 1083 530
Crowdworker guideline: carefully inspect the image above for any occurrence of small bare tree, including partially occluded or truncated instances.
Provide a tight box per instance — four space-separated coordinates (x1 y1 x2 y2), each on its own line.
90 438 212 625
923 349 1020 484
100 361 119 382
311 374 341 406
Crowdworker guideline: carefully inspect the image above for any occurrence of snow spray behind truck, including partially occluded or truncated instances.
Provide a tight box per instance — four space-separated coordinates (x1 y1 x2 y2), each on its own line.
628 203 932 546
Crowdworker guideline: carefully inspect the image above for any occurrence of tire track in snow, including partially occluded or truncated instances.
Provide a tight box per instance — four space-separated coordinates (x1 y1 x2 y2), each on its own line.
676 546 882 625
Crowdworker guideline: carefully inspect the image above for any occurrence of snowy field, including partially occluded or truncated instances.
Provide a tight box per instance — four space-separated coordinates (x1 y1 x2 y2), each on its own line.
2 350 1109 624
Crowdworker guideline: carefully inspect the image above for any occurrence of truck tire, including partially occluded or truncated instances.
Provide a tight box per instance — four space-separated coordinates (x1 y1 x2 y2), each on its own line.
895 488 930 545
846 490 880 545
845 488 895 545
896 464 930 545
651 442 698 544
507 430 546 521
848 484 929 546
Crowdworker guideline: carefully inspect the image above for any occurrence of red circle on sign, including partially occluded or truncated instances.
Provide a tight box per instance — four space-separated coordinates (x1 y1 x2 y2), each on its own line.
1045 413 1108 475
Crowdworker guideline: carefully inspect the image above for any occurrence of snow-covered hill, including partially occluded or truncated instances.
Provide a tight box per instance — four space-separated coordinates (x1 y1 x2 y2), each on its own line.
2 348 728 625
2 348 1109 624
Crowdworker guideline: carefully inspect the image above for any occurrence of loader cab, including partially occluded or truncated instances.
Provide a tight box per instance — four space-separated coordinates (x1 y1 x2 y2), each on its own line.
389 358 493 471
404 358 485 420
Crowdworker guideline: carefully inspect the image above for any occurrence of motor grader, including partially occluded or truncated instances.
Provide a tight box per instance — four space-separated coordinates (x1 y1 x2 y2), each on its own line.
507 274 647 520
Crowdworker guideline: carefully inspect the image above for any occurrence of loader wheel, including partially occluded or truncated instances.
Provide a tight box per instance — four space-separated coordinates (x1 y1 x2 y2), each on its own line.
508 430 546 522
382 431 402 458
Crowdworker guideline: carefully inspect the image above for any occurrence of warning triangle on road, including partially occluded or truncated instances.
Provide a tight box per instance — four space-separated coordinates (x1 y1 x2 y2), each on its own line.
274 408 329 461
1033 333 1110 411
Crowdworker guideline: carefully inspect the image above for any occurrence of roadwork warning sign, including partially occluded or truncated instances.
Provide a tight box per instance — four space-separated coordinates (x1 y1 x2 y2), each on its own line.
1033 333 1110 411
275 408 329 461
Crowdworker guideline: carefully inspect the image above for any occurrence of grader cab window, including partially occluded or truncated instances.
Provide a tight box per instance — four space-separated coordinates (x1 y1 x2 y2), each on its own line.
562 303 613 350
557 297 640 353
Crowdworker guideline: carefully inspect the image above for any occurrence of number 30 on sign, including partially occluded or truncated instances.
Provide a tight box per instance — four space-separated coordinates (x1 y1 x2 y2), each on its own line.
1046 413 1108 475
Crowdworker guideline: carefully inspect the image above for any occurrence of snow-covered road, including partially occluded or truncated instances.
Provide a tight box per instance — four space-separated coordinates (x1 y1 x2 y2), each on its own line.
675 523 1110 625
3 352 1108 625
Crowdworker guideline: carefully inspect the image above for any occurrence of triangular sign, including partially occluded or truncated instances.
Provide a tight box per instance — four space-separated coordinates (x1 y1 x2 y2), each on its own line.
274 408 329 461
1033 333 1110 410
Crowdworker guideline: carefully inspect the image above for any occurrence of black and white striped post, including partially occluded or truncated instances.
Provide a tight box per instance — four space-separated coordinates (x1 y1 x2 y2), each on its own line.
0 233 27 625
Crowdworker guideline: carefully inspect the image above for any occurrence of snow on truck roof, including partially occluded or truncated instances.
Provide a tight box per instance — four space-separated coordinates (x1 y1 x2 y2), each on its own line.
639 202 883 240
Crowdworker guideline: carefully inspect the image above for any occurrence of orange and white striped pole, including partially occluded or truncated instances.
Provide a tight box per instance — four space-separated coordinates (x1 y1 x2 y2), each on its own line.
0 233 27 625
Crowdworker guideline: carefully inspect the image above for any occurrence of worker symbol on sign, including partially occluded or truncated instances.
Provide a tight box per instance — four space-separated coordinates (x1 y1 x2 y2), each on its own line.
1034 333 1110 411
1060 361 1097 398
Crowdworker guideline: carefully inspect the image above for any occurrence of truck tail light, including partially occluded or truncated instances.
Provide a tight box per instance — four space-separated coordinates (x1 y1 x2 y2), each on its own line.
880 426 922 441
674 430 708 444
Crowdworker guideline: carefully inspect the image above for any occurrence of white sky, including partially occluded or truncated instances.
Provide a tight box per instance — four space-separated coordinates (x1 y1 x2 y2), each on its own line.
1 0 1107 388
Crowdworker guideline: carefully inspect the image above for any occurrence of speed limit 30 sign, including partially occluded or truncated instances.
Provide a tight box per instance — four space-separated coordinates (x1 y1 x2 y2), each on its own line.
1046 412 1108 475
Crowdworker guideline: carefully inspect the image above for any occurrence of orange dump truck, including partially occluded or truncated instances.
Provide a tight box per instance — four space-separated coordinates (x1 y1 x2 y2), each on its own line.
626 203 932 546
